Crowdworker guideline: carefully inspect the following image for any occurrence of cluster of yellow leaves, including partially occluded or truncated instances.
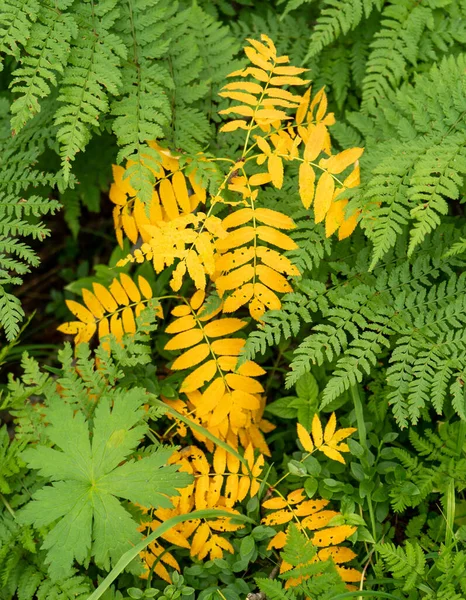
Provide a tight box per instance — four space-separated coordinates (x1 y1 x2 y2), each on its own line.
139 444 264 581
162 290 275 453
297 413 357 464
57 273 159 347
262 489 360 588
110 141 206 248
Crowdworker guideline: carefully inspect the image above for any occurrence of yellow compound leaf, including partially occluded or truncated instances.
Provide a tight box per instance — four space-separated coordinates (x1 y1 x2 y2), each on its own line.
297 422 314 453
323 147 364 174
171 343 210 370
165 315 196 334
262 510 293 526
304 122 327 162
180 359 217 393
225 373 264 394
121 306 136 334
220 120 249 132
219 90 258 105
190 523 210 557
254 208 295 230
299 161 316 209
312 413 324 447
270 76 310 86
164 329 204 351
249 172 272 186
314 171 335 224
256 265 293 293
262 497 288 510
93 282 118 312
312 525 357 547
216 264 254 292
109 278 129 306
318 546 357 564
222 81 263 94
119 273 141 302
203 318 246 338
301 510 339 530
65 300 94 324
217 226 255 252
82 289 105 319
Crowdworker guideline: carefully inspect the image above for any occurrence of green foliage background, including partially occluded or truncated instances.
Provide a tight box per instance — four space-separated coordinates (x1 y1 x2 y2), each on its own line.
2 0 466 599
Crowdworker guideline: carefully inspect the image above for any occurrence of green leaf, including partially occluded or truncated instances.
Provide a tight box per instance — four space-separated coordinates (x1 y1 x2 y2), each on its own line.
18 388 192 579
264 396 299 419
295 372 319 401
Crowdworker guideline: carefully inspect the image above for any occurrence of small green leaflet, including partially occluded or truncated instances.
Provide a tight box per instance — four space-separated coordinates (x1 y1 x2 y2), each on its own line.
18 388 192 580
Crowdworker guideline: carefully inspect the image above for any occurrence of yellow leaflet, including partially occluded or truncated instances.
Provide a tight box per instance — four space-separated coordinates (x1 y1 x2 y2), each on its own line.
180 359 217 393
344 165 360 188
287 488 307 504
225 373 264 394
266 88 302 102
82 289 105 319
256 247 300 276
190 289 206 310
299 161 316 209
203 318 246 338
164 329 204 351
297 422 314 453
208 475 223 508
254 136 272 155
138 276 153 299
262 510 293 526
57 321 84 335
324 412 337 442
312 525 357 547
262 497 288 510
66 299 94 323
110 314 124 340
268 154 284 189
165 315 196 334
190 523 210 557
304 122 327 162
339 212 359 240
325 198 346 238
216 247 255 272
244 46 274 71
121 213 138 243
222 81 263 94
198 378 225 416
318 547 357 563
323 147 364 174
256 108 290 122
171 343 210 370
188 170 207 204
321 446 346 464
222 208 253 230
301 510 339 530
217 226 255 252
315 92 328 122
220 120 249 132
257 226 297 250
171 171 191 213
336 567 362 583
314 171 335 224
254 208 295 230
98 318 110 342
254 283 281 311
246 38 275 60
238 67 269 82
237 475 250 502
274 65 308 75
222 282 255 313
210 338 245 356
312 413 324 447
293 98 307 125
249 172 272 186
109 278 129 305
216 264 254 292
213 446 227 475
219 105 255 118
219 90 258 105
121 306 136 334
262 98 298 109
256 265 292 293
270 76 310 86
159 179 179 221
186 250 206 290
225 474 239 507
267 530 287 550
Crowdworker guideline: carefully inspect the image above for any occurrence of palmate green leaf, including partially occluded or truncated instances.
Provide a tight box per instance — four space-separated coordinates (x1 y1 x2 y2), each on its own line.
18 388 192 579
